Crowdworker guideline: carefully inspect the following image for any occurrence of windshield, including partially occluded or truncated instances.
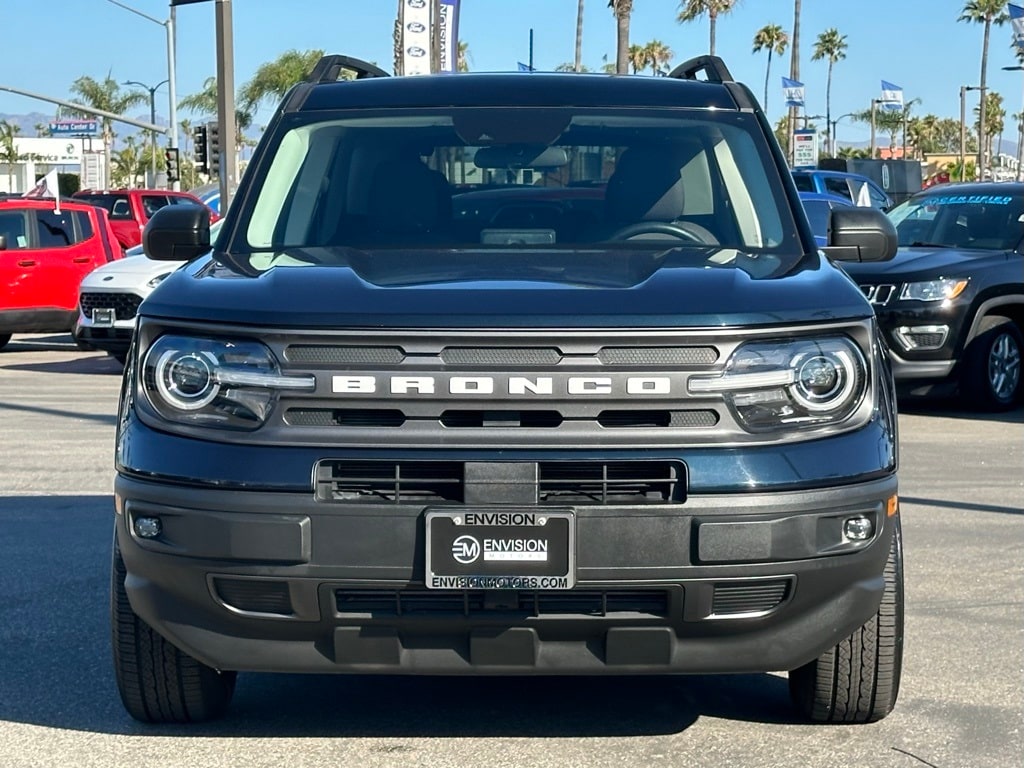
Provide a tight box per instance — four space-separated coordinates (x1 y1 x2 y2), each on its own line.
889 191 1024 250
236 107 802 277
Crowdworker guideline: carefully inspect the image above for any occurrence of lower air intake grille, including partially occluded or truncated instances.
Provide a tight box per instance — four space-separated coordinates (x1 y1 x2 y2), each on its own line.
214 578 293 615
79 292 143 320
336 589 670 617
711 580 790 617
316 459 686 504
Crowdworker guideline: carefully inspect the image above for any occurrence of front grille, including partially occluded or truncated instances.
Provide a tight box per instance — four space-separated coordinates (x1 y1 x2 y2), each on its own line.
315 459 686 504
285 345 405 364
440 410 563 428
597 410 718 428
859 284 897 306
336 589 670 617
710 580 790 617
286 408 406 427
597 347 718 366
80 292 143 320
214 578 293 615
440 347 562 366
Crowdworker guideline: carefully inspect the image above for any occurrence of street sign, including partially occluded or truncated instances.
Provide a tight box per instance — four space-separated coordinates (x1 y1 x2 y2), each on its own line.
49 120 99 136
793 128 818 169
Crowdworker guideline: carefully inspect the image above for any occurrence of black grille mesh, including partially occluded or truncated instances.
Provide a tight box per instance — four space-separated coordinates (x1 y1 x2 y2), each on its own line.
597 347 718 366
440 347 563 366
285 345 405 364
214 578 293 615
711 581 790 616
79 292 143 320
336 589 670 617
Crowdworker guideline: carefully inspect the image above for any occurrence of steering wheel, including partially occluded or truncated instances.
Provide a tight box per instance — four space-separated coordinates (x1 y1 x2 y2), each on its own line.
609 221 719 244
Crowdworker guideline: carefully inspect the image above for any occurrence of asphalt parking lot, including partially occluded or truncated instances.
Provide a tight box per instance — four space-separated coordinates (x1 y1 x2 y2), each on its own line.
0 333 1021 768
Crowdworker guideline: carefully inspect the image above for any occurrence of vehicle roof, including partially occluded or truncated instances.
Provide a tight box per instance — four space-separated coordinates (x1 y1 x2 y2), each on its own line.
298 72 742 112
73 189 198 196
0 198 99 212
792 169 876 182
798 191 854 206
913 181 1024 196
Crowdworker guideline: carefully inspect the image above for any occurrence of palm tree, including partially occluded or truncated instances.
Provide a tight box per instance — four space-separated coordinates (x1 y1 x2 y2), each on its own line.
628 44 650 74
457 41 471 72
34 122 51 138
0 120 21 192
752 24 788 114
574 0 585 73
179 77 254 153
959 0 1009 177
239 49 325 113
644 40 673 75
110 135 144 189
974 90 1006 166
68 74 147 189
608 0 633 74
811 28 848 157
676 0 737 56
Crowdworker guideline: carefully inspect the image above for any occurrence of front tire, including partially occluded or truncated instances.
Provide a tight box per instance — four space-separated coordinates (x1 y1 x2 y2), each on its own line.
961 317 1023 411
788 517 904 723
111 539 236 723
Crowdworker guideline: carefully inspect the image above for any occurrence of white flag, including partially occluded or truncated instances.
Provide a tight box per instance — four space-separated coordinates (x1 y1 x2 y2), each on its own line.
23 168 61 214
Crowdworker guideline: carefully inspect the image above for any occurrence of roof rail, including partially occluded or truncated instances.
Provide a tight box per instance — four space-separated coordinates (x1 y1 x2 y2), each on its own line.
667 55 734 84
306 55 390 84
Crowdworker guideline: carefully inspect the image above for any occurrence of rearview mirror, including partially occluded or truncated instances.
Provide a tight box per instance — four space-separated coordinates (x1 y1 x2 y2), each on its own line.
474 145 568 169
822 208 898 262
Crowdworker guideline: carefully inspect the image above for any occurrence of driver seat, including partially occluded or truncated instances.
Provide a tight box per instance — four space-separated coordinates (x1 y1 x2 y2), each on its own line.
604 147 686 227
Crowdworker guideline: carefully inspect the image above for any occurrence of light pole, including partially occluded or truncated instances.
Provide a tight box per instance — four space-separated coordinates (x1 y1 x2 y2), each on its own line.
830 112 856 156
105 0 178 189
124 79 168 187
960 84 985 181
1002 65 1024 181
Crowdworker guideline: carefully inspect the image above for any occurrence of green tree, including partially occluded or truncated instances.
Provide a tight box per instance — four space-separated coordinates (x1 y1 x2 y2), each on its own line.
457 41 471 72
239 49 324 113
68 74 147 189
110 135 145 188
974 90 1005 165
752 24 789 114
608 0 633 74
179 76 254 156
555 62 591 72
677 0 738 56
811 28 848 156
644 40 673 75
959 0 1009 175
34 122 50 138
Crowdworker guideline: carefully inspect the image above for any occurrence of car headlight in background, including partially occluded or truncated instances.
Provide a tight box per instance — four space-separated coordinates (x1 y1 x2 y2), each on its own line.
688 337 868 431
142 335 314 430
899 278 968 302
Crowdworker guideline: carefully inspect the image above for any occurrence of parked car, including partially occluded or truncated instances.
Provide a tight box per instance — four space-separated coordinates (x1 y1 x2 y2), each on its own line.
189 182 222 215
111 54 904 725
798 191 853 247
74 217 223 363
71 189 218 251
792 169 893 211
0 198 122 351
841 182 1024 410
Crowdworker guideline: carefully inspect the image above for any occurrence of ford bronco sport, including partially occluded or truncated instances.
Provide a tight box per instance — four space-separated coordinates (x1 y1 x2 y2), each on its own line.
112 55 904 724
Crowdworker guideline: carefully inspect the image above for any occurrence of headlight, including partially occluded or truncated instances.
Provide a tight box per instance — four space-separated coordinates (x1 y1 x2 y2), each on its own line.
688 337 868 432
146 272 173 289
899 278 968 302
142 335 314 430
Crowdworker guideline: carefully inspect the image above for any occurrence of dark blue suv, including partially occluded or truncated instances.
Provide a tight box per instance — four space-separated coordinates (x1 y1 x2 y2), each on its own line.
110 55 905 725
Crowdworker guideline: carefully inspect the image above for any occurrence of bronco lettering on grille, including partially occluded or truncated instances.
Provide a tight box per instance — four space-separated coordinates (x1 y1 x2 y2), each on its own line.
330 375 676 396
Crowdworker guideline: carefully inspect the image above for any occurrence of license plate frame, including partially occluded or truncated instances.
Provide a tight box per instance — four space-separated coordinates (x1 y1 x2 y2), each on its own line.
92 308 115 327
425 508 575 590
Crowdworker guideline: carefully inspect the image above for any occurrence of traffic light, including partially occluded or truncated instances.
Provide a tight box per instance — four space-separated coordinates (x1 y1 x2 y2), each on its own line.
164 147 181 183
207 121 221 177
193 124 209 175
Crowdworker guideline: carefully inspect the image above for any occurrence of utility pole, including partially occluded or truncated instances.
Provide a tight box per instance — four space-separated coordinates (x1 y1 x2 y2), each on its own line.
215 0 237 212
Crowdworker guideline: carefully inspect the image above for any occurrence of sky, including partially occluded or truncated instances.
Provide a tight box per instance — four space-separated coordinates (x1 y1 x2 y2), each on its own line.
2 0 1024 148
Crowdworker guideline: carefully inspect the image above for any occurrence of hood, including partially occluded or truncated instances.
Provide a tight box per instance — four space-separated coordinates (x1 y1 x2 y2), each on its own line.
142 249 870 329
80 255 184 289
841 245 1011 280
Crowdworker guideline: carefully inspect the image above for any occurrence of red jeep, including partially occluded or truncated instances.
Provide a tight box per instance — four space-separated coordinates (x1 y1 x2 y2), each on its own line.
0 198 122 351
71 189 218 251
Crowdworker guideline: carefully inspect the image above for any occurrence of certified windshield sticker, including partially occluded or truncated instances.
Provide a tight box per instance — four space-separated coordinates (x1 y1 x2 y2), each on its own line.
926 194 1014 206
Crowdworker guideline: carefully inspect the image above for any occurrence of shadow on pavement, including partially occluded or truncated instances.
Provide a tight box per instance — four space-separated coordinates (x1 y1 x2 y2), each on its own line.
898 395 1024 423
0 496 803 738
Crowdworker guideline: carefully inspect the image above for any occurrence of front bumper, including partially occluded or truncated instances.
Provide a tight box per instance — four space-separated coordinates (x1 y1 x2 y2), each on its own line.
73 312 134 354
115 472 898 676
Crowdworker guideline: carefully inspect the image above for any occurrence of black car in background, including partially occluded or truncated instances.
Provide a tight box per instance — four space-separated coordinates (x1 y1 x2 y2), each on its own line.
842 183 1024 410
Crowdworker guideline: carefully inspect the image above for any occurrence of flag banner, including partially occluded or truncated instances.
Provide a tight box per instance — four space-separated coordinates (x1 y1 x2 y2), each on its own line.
23 168 60 214
1011 4 1024 48
439 0 460 72
782 77 804 108
881 80 903 112
401 0 432 76
518 62 534 72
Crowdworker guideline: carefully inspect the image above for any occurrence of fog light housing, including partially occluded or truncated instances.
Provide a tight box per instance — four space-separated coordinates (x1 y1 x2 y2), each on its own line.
134 516 162 539
843 515 873 541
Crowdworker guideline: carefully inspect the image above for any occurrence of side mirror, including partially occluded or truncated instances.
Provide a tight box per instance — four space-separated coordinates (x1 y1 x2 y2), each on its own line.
822 207 898 262
0 235 6 251
143 204 211 261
